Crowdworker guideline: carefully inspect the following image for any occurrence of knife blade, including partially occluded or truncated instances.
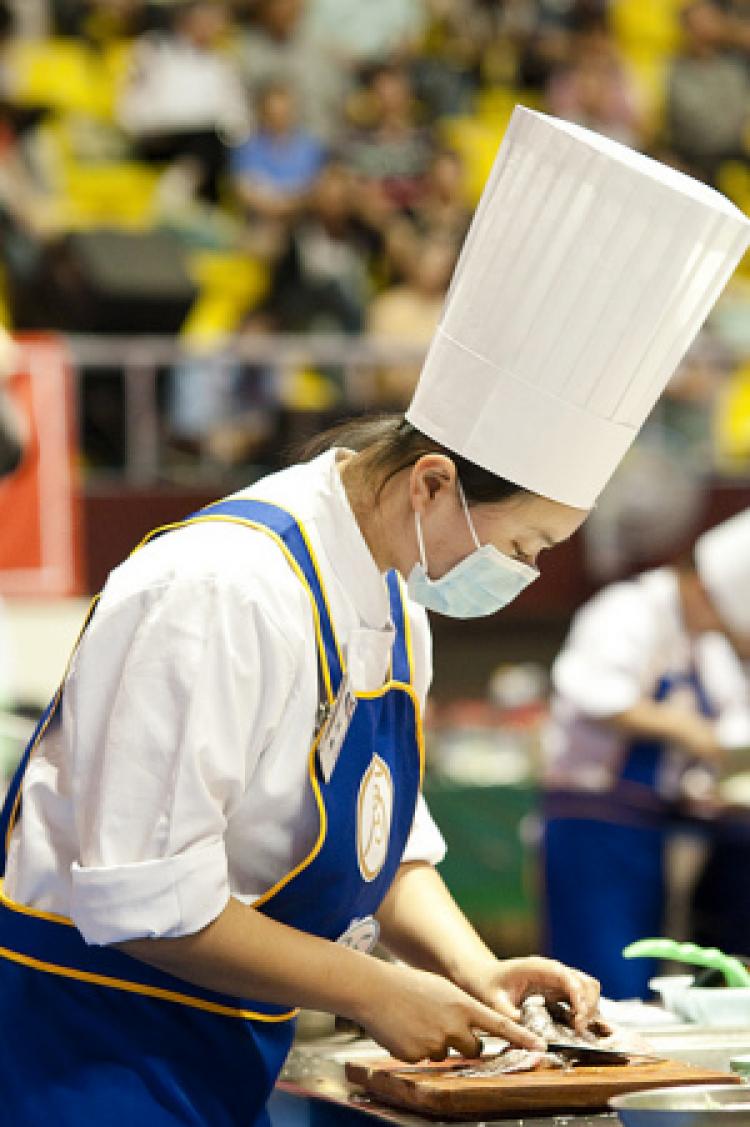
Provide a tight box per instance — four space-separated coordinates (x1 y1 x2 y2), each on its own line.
546 1042 659 1066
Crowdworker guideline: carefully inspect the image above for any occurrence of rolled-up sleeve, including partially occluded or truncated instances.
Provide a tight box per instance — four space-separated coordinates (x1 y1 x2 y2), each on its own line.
70 842 228 946
66 570 296 945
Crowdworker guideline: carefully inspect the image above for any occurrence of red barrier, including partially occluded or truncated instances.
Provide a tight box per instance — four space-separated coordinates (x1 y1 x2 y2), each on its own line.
0 336 82 596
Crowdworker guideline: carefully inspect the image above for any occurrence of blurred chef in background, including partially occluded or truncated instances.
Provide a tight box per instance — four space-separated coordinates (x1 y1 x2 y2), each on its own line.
543 510 750 1000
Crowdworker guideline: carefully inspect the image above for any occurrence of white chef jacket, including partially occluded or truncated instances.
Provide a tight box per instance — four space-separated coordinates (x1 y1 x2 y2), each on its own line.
545 567 750 791
5 451 446 945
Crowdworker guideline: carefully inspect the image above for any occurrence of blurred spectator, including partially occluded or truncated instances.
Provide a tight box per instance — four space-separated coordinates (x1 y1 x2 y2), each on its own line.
516 0 594 90
0 1 14 103
51 0 146 39
260 160 378 332
407 148 470 243
303 0 428 66
367 235 456 406
345 64 433 210
722 0 750 55
117 0 249 202
167 353 275 473
665 0 749 184
0 4 63 326
235 0 349 143
546 16 645 147
230 81 325 226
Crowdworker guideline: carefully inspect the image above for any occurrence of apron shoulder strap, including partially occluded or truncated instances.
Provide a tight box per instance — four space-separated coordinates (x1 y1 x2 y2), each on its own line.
195 498 344 693
386 571 414 686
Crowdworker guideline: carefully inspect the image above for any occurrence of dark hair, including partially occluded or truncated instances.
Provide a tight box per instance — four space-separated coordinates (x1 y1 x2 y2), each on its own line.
0 2 13 40
301 414 525 504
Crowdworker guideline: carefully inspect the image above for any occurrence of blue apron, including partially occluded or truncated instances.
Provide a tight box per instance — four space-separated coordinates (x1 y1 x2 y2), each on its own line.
0 498 424 1125
543 670 713 999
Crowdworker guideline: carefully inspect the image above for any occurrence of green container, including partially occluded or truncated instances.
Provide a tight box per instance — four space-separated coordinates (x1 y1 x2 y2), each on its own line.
423 775 540 949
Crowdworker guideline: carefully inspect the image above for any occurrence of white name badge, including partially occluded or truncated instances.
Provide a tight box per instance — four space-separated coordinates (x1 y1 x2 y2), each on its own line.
317 670 357 783
337 916 380 954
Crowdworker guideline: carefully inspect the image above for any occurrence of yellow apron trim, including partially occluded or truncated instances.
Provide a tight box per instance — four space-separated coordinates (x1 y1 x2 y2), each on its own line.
251 723 328 910
0 945 298 1022
354 680 425 788
252 679 424 908
0 881 75 927
396 574 416 686
251 498 347 681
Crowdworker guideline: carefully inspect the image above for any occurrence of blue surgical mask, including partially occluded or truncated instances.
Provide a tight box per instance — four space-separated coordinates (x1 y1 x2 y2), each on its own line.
406 481 539 618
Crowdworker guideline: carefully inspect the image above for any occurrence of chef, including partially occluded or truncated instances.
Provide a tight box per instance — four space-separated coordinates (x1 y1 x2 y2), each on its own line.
0 108 748 1125
544 510 750 1000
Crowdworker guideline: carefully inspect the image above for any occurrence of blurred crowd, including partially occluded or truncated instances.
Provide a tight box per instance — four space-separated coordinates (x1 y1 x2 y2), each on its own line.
0 0 747 480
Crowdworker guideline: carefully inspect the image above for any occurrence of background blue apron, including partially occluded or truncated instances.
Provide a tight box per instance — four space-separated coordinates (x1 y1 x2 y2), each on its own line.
542 669 713 999
0 498 423 1125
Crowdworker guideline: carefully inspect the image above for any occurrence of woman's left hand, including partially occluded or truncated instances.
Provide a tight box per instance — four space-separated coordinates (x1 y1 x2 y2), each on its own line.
471 956 601 1036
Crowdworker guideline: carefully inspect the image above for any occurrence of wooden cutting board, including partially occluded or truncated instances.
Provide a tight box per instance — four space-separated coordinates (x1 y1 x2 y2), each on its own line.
346 1056 740 1119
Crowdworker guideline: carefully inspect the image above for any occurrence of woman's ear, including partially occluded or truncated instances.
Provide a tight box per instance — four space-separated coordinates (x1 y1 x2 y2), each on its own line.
410 455 457 512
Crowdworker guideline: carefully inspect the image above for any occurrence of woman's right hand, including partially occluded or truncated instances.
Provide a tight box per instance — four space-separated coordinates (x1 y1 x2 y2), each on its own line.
353 962 546 1063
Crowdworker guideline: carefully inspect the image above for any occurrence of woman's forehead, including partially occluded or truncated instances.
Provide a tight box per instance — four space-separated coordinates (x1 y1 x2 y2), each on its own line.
480 492 588 541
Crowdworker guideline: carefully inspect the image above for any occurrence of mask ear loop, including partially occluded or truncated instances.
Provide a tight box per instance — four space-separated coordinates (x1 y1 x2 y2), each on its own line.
457 478 482 550
414 510 429 574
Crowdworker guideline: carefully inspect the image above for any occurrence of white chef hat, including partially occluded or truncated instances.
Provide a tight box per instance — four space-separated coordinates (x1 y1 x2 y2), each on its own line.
406 107 750 509
695 510 750 634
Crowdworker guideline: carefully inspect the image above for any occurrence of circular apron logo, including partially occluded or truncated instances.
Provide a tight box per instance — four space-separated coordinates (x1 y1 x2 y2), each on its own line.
337 916 381 953
356 754 393 882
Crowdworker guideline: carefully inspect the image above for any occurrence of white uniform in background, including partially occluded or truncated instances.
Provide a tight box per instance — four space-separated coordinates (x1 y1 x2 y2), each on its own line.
5 451 445 945
546 567 750 796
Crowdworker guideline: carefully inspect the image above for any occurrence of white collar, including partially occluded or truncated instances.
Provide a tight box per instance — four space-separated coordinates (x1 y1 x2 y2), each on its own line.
316 449 393 631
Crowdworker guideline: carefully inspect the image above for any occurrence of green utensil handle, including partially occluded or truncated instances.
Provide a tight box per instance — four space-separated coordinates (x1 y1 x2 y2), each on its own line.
622 937 750 988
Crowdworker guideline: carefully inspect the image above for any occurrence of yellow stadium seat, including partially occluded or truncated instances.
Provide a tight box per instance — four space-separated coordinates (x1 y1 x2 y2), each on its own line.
62 163 162 229
440 95 542 205
718 160 750 215
26 114 160 230
715 361 750 468
6 39 112 119
718 162 750 277
281 369 341 412
611 0 683 132
96 40 135 120
182 252 270 341
439 115 501 205
475 88 542 127
611 0 683 58
623 53 669 135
